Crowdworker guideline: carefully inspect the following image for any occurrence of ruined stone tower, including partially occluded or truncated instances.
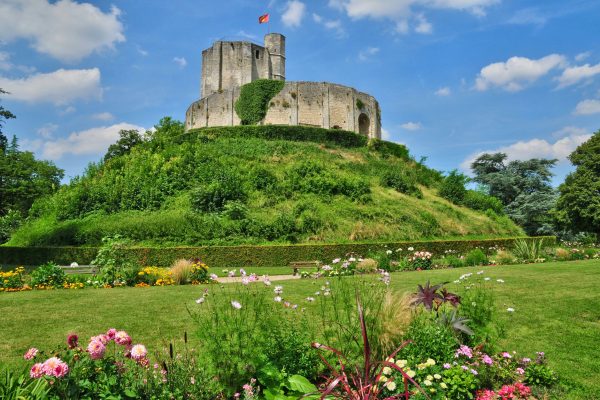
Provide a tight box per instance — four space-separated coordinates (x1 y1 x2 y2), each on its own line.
201 33 286 97
186 33 382 139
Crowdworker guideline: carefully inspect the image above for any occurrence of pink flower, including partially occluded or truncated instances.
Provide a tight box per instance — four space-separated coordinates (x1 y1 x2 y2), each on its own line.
106 328 117 340
443 363 451 369
231 300 242 309
241 277 249 285
516 367 525 375
475 389 496 400
501 352 512 359
115 331 132 346
210 273 218 281
455 345 473 359
130 344 148 360
30 363 44 378
87 340 106 360
481 354 493 365
42 357 69 378
24 348 38 360
91 334 109 344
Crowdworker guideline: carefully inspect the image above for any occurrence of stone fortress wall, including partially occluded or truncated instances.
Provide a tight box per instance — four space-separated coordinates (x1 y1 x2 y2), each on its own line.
185 33 381 139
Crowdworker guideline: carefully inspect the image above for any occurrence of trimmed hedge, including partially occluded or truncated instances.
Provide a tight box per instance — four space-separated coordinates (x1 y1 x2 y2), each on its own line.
0 237 555 269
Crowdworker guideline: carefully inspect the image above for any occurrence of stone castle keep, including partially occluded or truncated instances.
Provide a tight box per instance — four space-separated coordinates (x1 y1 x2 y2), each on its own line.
185 33 381 139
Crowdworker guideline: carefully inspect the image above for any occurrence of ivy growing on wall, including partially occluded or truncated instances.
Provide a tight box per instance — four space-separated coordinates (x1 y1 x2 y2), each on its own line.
234 79 285 125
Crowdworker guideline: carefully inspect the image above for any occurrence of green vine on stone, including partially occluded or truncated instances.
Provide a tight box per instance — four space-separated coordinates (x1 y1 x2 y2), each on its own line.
234 79 285 125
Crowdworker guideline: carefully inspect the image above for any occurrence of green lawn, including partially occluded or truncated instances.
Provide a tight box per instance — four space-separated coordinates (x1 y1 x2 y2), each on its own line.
1 259 599 398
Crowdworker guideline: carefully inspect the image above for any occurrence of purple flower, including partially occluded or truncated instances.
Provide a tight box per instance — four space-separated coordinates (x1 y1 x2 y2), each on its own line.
455 345 473 359
231 300 242 309
443 363 451 369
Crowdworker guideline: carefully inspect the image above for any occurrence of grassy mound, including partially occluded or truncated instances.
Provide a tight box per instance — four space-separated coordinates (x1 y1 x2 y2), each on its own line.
7 124 522 247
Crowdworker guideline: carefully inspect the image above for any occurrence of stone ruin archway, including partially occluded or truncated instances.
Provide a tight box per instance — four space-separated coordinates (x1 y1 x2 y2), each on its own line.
358 113 370 136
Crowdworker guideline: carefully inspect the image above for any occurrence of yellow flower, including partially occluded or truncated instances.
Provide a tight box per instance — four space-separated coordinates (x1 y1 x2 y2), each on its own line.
426 358 436 366
417 363 427 370
379 375 388 383
434 374 441 380
385 381 397 391
386 357 395 364
424 380 432 386
382 367 392 375
396 359 407 368
440 383 448 389
406 370 416 378
426 375 433 381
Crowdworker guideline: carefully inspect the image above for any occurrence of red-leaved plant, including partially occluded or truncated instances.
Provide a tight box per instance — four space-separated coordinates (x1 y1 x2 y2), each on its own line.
311 293 429 399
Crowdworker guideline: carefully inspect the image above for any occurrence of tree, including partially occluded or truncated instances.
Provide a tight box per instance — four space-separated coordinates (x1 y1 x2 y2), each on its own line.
0 88 16 153
439 170 468 204
104 129 144 161
471 153 557 235
556 130 600 236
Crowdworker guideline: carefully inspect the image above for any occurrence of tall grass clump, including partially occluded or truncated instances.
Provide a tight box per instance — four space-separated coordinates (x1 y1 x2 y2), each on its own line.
169 259 194 285
513 238 546 262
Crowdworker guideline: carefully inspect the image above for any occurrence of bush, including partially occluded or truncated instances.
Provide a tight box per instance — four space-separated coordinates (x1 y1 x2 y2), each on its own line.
91 235 138 285
464 248 488 266
0 210 23 244
463 190 504 214
191 173 247 212
400 313 458 364
442 255 465 268
30 262 66 289
380 169 422 198
513 238 546 262
439 170 468 204
494 249 517 265
234 79 285 125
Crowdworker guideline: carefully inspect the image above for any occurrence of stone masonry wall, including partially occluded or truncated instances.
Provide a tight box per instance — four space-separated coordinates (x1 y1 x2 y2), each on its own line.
185 81 381 139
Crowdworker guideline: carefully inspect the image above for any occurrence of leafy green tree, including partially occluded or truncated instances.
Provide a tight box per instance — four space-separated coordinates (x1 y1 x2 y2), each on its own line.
104 129 144 161
439 170 468 204
471 153 557 235
0 88 16 153
556 130 600 236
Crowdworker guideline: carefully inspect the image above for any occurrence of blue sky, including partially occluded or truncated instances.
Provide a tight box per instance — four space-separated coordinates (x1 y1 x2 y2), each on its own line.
1 0 599 185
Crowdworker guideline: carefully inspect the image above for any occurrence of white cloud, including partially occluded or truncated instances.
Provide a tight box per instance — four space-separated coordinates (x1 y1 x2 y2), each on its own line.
414 14 433 34
507 8 547 26
475 54 566 92
331 0 498 20
395 19 410 34
59 106 76 116
282 1 306 28
435 86 451 96
575 51 591 62
358 46 380 61
0 0 125 63
0 68 102 105
173 57 187 68
92 112 115 121
312 13 345 37
400 121 422 131
37 123 58 139
573 99 600 115
556 63 600 88
41 122 145 160
136 45 149 56
0 51 12 71
460 127 592 171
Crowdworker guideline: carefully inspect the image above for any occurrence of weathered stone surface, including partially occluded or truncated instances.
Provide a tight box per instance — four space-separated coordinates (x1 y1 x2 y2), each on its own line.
186 33 382 139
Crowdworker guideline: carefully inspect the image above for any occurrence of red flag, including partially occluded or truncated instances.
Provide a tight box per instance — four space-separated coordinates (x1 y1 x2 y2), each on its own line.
258 13 270 24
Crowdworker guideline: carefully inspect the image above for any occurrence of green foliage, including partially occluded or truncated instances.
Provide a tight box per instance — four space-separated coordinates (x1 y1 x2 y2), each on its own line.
30 262 66 288
0 209 22 243
525 363 558 387
191 172 247 212
381 169 422 197
512 238 546 262
356 98 365 110
91 235 138 285
442 366 479 399
464 249 488 266
556 130 600 236
443 255 465 268
458 285 499 348
104 129 144 161
470 153 558 235
439 170 468 204
235 79 285 125
462 190 504 214
0 368 49 400
400 313 458 364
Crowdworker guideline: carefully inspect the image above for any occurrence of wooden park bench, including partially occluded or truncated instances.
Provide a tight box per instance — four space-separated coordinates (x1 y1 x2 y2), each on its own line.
289 261 321 276
59 265 98 275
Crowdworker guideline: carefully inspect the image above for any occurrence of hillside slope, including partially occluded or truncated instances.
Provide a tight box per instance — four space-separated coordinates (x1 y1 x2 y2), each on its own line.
7 124 522 246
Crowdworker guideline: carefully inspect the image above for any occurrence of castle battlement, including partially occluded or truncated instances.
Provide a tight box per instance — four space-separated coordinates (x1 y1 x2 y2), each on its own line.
186 33 381 139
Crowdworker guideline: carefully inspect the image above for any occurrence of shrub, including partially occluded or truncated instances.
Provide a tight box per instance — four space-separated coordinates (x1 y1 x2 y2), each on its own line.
513 238 546 262
380 169 422 198
408 251 433 270
494 249 517 265
0 267 27 292
524 363 557 387
439 170 468 204
464 249 488 266
190 173 247 212
463 190 504 214
443 255 465 268
30 262 66 289
136 266 174 286
0 210 23 244
399 312 458 364
91 235 138 285
234 79 285 125
355 258 378 273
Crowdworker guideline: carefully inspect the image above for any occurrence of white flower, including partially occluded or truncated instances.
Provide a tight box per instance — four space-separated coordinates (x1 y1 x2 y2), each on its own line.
305 297 315 302
274 286 283 294
507 307 515 312
262 276 272 286
240 268 247 276
231 300 242 309
497 279 505 283
386 250 392 255
484 277 491 281
332 258 341 264
274 296 282 302
408 247 414 251
349 257 356 262
477 270 484 275
241 277 250 285
382 366 392 375
195 297 205 304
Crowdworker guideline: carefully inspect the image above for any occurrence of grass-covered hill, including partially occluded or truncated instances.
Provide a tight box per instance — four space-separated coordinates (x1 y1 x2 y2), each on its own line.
7 120 522 247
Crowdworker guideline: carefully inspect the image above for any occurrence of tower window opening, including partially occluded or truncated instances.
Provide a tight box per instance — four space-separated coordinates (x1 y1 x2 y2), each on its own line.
255 50 260 59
